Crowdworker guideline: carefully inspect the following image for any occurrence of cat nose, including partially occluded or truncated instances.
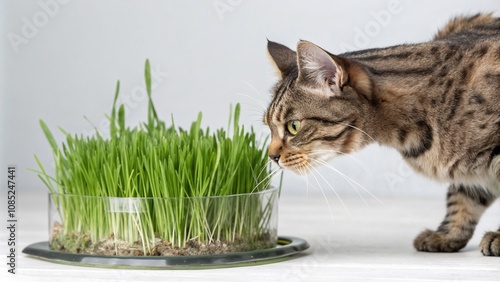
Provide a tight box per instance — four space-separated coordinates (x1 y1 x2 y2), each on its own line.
269 154 280 163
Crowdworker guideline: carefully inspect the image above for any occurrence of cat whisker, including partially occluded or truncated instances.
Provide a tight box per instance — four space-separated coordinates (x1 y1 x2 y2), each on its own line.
255 159 275 181
293 164 323 195
237 100 274 124
244 107 266 119
310 158 369 207
240 103 266 116
234 100 268 124
299 165 311 196
251 169 281 194
293 163 350 224
300 163 317 197
308 149 374 177
307 163 352 220
240 80 268 104
261 172 278 193
336 122 376 143
311 158 385 207
251 165 282 193
235 93 268 113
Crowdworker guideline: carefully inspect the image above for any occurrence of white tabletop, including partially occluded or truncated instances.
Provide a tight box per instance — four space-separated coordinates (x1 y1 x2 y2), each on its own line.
5 193 500 282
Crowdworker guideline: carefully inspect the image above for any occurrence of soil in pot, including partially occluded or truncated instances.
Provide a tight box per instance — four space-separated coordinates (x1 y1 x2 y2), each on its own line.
50 222 275 256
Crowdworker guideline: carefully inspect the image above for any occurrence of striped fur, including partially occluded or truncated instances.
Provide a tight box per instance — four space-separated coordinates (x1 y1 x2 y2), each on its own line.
414 185 495 252
266 14 500 256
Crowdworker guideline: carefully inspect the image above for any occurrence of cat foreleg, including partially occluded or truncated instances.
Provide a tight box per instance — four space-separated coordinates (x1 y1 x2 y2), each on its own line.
414 184 495 253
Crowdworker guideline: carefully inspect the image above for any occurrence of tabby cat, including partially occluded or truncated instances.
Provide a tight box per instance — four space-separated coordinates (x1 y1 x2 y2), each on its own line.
265 14 500 256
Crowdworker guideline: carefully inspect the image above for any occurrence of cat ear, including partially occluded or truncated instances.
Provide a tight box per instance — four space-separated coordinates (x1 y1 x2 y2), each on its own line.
296 40 347 96
267 40 297 78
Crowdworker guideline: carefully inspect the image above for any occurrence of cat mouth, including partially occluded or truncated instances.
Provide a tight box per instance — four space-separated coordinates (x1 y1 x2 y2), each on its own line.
278 150 337 174
279 153 313 173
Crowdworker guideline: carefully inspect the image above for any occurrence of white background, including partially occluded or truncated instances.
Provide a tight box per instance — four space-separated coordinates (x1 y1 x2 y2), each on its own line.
2 0 500 205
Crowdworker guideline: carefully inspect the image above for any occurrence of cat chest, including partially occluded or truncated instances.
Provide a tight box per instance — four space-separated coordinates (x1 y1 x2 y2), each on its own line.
404 154 449 182
404 153 497 190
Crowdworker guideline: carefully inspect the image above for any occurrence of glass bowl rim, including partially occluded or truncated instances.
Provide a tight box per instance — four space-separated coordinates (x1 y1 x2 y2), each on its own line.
48 185 279 201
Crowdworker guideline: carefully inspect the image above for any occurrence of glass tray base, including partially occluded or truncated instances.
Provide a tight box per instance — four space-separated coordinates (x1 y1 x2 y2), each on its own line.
22 236 309 269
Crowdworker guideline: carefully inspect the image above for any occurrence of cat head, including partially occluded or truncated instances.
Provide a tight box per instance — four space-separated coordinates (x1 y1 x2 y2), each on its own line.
265 40 374 173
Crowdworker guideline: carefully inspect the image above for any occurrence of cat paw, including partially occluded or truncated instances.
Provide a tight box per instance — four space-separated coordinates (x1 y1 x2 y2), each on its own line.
413 229 467 252
480 231 500 256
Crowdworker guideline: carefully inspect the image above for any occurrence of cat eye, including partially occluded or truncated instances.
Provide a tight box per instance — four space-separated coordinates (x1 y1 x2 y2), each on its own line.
286 121 301 136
